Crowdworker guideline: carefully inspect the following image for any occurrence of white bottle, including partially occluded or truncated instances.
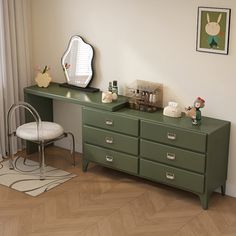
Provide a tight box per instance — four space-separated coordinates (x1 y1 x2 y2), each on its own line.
152 93 157 103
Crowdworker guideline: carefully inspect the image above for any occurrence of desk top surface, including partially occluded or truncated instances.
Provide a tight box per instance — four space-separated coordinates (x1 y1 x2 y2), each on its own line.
24 83 230 134
24 82 128 112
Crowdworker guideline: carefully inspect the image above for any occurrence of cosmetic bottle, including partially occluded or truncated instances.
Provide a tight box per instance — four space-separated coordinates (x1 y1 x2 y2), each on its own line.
112 80 118 94
108 81 113 92
112 80 118 100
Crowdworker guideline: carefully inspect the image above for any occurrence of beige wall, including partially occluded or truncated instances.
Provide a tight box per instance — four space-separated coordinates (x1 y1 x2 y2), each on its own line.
30 0 236 196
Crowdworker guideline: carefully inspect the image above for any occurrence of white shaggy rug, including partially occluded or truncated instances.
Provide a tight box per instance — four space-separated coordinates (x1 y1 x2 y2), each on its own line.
0 156 76 196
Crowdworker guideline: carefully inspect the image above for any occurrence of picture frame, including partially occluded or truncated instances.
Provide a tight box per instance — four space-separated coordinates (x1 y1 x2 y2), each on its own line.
196 7 231 55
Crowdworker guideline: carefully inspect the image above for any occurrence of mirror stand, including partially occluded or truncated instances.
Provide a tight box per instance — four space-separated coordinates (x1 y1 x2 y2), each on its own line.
59 82 99 92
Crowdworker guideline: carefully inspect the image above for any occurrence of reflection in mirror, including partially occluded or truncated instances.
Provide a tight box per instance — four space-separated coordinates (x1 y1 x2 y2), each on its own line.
61 35 94 88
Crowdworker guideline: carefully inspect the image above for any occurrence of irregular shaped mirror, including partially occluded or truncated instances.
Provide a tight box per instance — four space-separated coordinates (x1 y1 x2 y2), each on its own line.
61 35 94 88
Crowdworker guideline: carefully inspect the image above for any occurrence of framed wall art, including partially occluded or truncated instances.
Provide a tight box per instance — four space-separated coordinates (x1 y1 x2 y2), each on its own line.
196 7 231 55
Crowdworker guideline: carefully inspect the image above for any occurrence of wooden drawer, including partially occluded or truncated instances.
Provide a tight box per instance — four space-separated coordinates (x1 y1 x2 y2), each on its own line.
140 159 204 193
83 108 139 136
140 139 205 173
140 120 206 153
83 125 139 155
84 143 138 174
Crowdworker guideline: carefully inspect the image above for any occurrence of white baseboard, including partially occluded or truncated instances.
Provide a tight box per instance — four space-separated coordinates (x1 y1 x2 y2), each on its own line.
215 183 236 198
225 183 236 198
55 141 82 154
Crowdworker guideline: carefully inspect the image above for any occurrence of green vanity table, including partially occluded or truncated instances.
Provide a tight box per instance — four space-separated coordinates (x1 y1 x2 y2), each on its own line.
24 82 230 209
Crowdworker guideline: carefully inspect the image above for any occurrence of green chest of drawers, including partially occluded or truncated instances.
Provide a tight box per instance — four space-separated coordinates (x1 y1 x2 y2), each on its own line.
83 108 139 174
23 84 230 210
82 107 230 210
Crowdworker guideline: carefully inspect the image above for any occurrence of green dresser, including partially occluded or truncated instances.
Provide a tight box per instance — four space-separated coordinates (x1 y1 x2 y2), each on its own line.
82 108 139 174
23 84 231 210
82 107 230 210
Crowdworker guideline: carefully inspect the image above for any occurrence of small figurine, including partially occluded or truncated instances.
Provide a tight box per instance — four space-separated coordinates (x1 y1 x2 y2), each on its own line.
185 97 205 125
35 65 52 88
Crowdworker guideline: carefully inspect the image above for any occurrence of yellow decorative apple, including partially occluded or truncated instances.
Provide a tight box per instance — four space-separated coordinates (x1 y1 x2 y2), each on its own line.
35 72 52 88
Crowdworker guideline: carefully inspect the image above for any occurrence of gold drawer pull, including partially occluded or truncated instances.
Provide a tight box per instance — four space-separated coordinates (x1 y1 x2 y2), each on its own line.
105 155 113 162
166 153 176 160
167 132 176 140
166 172 175 180
105 137 113 144
105 120 113 126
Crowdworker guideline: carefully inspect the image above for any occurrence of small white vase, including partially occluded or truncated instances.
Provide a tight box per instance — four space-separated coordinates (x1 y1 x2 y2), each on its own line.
35 72 52 88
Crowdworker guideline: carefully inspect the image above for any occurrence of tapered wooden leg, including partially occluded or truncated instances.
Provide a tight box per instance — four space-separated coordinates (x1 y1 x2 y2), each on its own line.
221 183 226 196
199 193 209 210
82 159 89 172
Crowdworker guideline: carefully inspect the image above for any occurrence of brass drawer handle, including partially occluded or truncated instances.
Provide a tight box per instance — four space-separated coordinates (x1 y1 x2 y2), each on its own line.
167 132 176 140
105 119 113 126
105 155 113 162
166 172 175 180
105 137 113 144
166 153 176 160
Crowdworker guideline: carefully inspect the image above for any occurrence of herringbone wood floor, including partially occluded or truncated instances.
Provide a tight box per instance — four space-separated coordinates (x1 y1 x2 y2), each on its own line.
0 147 236 236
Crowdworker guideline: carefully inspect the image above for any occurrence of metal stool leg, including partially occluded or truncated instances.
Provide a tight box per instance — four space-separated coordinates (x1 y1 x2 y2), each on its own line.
23 147 29 165
67 132 75 166
38 144 41 164
8 133 15 170
40 142 46 180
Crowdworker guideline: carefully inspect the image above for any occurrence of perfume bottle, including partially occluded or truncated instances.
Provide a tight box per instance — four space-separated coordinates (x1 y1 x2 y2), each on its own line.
112 80 118 100
112 80 118 94
108 81 112 92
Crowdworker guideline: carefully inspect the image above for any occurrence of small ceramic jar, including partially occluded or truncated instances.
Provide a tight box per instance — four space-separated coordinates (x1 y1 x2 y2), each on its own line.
102 91 113 103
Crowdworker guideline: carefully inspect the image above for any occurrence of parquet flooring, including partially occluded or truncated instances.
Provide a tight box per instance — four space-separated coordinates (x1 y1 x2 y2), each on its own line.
0 147 236 236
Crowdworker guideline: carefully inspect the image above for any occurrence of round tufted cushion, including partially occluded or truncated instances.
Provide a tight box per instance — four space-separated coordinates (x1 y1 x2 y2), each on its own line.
16 121 64 141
